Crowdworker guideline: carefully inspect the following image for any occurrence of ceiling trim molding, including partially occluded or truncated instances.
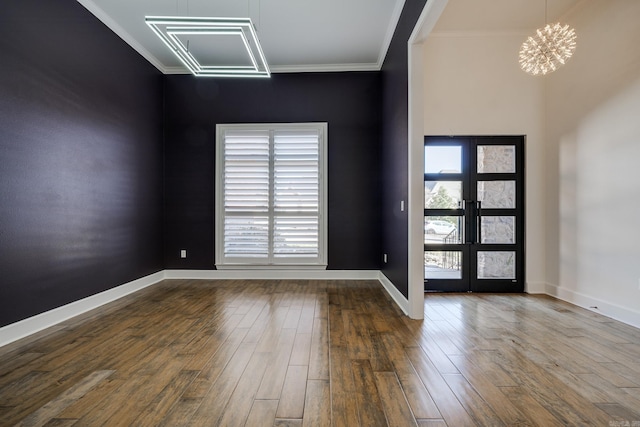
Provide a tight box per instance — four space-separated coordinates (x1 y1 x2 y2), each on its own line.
77 0 169 73
428 30 534 38
163 62 382 75
270 63 381 73
163 66 191 75
376 0 407 68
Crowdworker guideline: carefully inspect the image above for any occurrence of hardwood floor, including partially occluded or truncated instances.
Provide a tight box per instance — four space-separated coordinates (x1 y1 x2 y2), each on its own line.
1 279 639 426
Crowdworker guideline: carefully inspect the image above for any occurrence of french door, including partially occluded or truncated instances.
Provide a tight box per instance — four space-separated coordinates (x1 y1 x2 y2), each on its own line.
424 136 525 292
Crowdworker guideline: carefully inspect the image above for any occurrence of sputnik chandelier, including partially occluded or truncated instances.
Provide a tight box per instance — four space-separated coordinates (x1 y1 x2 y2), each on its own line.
518 1 577 76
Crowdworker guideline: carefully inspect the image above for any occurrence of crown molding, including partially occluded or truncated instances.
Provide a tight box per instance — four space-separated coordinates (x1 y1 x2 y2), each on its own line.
163 63 382 75
270 63 381 73
77 0 169 73
163 66 190 74
428 30 534 38
377 0 407 68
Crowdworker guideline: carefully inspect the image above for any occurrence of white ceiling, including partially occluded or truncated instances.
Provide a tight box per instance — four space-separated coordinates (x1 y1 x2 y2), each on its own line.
77 0 406 74
77 0 583 75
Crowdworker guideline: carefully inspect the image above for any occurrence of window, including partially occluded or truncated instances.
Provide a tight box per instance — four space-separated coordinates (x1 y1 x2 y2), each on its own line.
215 123 327 268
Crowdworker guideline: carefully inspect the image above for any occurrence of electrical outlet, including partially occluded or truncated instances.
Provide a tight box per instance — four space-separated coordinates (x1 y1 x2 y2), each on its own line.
180 249 187 258
383 253 388 263
400 200 405 212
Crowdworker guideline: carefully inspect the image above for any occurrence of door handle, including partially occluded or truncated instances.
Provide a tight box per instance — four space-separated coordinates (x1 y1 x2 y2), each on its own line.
476 201 482 244
461 200 466 244
465 200 481 244
465 199 475 245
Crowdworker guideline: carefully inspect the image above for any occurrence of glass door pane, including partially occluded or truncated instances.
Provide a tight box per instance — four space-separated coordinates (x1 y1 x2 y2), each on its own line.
477 145 516 173
425 146 462 173
480 216 515 244
423 140 467 292
477 181 515 208
424 216 462 245
425 181 462 209
477 251 516 279
425 251 462 280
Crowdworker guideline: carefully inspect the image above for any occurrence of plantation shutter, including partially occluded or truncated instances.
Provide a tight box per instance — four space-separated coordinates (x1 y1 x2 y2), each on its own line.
216 123 327 268
222 130 270 259
273 130 320 258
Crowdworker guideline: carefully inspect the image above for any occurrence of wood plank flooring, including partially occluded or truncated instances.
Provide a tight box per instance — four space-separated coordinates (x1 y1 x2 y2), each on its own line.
1 279 639 426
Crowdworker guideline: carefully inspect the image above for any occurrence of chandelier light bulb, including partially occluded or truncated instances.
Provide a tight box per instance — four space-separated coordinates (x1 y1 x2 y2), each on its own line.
519 22 577 76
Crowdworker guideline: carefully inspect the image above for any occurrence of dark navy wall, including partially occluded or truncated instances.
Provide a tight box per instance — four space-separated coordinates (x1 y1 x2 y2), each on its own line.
0 0 415 328
0 0 164 326
163 73 382 270
381 0 428 298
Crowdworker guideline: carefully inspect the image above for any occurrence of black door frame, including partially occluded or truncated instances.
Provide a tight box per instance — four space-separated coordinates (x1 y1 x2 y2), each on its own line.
424 135 525 293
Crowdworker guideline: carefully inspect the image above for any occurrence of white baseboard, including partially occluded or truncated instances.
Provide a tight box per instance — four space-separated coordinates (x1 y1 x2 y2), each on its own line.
0 271 165 348
1 269 406 349
545 283 640 329
378 272 410 316
525 281 547 294
163 269 381 280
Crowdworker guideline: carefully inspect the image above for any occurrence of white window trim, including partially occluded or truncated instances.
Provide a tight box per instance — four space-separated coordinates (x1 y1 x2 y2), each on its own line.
215 123 328 269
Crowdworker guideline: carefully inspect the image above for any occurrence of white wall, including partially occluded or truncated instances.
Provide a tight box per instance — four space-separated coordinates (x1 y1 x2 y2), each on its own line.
545 0 640 327
422 32 547 292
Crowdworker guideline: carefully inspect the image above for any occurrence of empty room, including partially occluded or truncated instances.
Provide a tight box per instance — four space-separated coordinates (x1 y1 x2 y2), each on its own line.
1 0 639 425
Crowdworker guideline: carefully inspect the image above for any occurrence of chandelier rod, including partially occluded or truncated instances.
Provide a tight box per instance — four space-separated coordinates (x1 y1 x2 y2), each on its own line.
545 0 547 25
